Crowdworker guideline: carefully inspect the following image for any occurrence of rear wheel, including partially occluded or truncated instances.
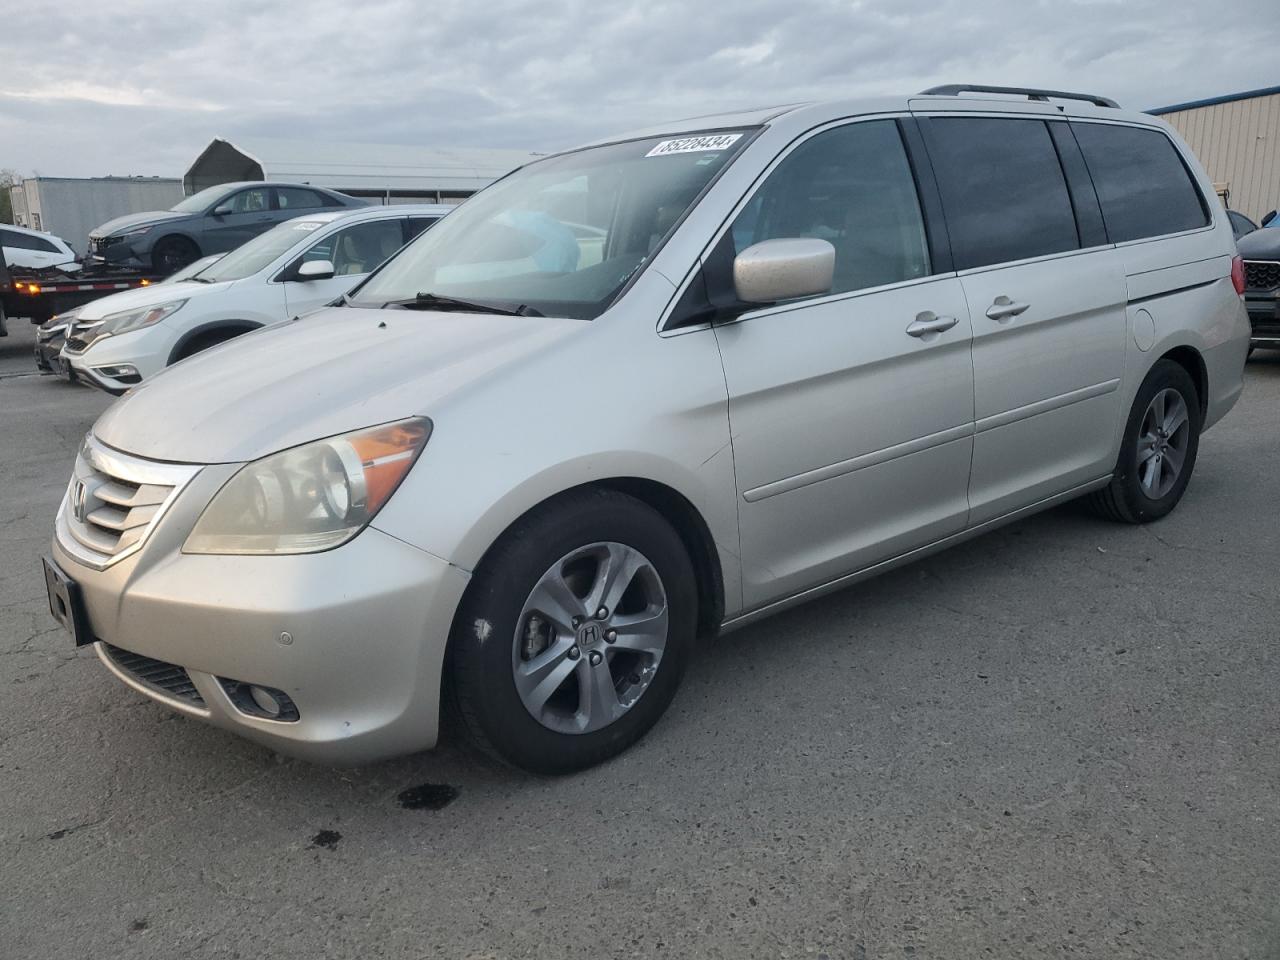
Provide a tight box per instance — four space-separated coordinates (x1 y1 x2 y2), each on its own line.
449 488 697 774
1086 359 1201 523
151 236 200 274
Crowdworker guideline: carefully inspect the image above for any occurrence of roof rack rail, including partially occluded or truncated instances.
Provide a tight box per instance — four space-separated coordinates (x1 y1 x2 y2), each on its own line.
919 84 1120 109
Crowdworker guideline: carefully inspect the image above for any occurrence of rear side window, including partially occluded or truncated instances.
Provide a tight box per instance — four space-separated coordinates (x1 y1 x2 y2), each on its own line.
276 187 326 211
405 216 440 241
924 117 1079 271
0 230 58 252
1071 123 1209 242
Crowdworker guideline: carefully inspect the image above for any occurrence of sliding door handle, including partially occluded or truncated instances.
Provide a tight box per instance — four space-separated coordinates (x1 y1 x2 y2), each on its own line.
906 312 959 338
986 296 1030 321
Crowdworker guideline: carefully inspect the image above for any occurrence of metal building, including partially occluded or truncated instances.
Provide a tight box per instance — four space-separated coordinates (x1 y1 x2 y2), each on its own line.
1150 85 1280 222
184 137 541 204
8 177 184 255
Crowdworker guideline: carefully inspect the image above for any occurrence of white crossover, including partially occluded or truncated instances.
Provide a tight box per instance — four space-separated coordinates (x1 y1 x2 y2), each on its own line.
61 204 450 393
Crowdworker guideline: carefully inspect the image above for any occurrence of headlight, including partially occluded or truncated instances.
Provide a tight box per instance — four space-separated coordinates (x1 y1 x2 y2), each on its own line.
118 226 154 241
98 300 186 337
184 418 432 555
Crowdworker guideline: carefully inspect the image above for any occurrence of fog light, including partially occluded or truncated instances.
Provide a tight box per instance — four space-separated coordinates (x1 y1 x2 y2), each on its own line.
93 364 141 384
249 685 282 717
218 678 300 722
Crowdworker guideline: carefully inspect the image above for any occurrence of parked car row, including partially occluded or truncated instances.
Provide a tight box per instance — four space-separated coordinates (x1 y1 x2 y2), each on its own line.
40 204 450 391
42 85 1252 774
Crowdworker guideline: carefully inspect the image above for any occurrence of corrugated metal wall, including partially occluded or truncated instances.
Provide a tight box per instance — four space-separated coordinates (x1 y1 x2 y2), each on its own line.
1160 92 1280 222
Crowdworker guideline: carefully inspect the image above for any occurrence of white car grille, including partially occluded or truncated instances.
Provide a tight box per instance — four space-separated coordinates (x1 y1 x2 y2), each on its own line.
56 435 200 570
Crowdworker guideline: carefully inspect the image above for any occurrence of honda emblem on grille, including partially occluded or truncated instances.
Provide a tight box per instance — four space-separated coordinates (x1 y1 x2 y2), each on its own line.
72 480 89 524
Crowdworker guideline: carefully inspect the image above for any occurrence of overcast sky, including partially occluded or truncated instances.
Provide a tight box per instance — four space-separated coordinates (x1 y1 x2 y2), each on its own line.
2 0 1278 179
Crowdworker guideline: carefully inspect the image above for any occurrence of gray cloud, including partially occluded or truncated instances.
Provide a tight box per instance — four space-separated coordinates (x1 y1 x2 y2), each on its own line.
2 0 1278 178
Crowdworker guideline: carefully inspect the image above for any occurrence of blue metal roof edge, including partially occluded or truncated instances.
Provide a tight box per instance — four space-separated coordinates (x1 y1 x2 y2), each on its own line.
1148 84 1280 115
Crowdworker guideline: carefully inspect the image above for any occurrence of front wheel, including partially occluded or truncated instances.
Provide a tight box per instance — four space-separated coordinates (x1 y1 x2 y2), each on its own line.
449 488 697 774
1086 359 1202 523
151 235 200 274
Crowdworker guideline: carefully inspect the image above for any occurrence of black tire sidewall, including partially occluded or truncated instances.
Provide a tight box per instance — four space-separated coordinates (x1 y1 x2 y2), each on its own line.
153 236 198 273
1114 360 1202 522
450 490 697 774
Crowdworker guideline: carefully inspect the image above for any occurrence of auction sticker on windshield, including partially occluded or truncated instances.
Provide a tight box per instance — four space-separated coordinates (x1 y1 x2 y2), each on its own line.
646 134 742 157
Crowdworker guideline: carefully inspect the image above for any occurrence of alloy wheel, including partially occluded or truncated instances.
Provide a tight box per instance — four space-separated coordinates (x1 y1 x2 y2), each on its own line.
1137 387 1190 499
511 542 669 735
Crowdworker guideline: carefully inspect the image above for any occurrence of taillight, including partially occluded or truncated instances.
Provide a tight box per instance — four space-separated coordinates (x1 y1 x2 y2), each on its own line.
1231 255 1246 297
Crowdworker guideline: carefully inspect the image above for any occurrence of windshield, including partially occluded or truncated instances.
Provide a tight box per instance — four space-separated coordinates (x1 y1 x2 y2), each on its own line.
171 184 234 214
349 130 754 320
196 219 329 283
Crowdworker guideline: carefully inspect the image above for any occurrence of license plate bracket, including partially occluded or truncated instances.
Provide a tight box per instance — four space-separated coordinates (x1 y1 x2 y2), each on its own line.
42 557 93 647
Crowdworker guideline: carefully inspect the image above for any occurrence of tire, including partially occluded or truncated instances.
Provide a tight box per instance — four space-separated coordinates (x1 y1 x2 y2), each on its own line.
449 488 697 774
1086 359 1202 523
151 236 200 274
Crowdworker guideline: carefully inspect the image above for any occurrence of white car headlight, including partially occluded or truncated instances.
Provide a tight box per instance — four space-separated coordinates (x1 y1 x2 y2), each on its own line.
99 300 187 337
184 418 432 556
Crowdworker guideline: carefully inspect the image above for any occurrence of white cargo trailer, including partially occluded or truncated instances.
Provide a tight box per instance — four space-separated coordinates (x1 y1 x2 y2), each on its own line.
7 176 184 255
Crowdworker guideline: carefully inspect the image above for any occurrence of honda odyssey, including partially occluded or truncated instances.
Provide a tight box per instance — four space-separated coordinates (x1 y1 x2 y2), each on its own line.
45 86 1251 773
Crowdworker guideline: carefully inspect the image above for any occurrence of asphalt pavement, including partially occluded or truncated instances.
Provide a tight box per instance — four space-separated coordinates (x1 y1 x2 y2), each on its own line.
2 317 1278 959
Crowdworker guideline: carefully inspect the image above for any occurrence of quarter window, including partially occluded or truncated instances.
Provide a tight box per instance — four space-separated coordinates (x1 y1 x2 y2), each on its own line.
925 117 1080 271
1071 123 1210 243
729 119 931 296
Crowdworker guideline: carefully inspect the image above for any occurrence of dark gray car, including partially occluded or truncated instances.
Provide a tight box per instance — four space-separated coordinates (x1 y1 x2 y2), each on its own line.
87 181 365 274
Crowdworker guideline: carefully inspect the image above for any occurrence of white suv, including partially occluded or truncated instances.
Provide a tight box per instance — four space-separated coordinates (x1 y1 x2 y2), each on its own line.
61 204 450 393
1 223 77 271
45 87 1250 773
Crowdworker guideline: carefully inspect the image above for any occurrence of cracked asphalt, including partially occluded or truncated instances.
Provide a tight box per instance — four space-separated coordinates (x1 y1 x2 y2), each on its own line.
1 318 1278 959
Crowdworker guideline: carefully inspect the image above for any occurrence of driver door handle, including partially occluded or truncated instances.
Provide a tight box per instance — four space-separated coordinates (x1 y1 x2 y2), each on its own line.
986 296 1030 321
906 313 959 338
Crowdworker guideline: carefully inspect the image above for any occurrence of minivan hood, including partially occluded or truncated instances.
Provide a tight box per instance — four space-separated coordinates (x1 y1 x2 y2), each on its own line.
91 210 187 238
93 307 586 463
77 278 235 319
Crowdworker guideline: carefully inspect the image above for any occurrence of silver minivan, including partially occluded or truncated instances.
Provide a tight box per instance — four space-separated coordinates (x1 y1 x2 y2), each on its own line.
45 86 1251 773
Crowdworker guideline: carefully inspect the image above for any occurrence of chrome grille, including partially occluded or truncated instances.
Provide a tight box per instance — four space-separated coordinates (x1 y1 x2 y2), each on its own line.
1244 260 1280 291
56 435 200 570
62 317 104 354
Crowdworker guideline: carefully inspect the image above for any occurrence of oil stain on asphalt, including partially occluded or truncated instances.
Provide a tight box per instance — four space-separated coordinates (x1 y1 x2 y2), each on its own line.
397 783 459 810
310 829 342 850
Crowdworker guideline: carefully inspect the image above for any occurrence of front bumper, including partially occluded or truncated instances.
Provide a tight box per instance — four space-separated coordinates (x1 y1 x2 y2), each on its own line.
51 455 471 764
34 335 72 377
63 325 175 394
87 237 143 267
1244 291 1280 348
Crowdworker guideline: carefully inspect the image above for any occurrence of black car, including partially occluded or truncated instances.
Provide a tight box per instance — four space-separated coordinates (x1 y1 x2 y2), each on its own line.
87 181 366 274
1237 226 1280 352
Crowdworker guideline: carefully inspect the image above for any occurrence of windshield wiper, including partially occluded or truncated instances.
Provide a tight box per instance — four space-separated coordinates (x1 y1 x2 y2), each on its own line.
384 292 542 317
186 276 213 283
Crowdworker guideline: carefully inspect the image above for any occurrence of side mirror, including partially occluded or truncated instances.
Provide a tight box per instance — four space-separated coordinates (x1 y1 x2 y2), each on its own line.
296 259 335 281
211 204 233 217
733 238 835 304
1262 210 1277 227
